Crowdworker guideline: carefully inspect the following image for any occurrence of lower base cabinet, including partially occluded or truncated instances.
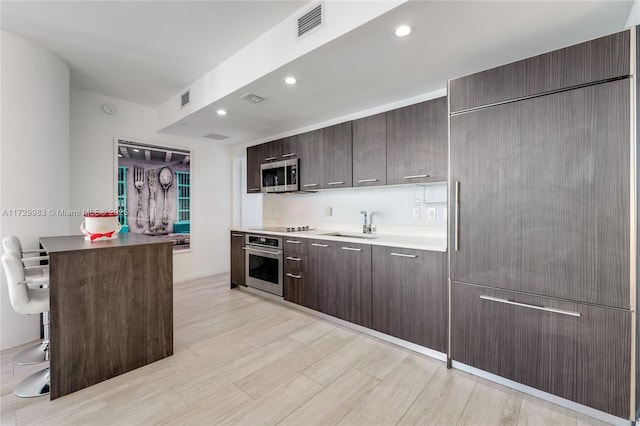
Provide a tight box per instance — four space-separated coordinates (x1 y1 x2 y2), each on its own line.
230 232 245 287
284 271 305 306
451 281 631 419
371 246 447 352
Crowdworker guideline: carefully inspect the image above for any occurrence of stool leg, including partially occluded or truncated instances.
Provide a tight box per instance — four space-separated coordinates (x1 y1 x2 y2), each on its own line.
12 312 49 365
14 367 49 398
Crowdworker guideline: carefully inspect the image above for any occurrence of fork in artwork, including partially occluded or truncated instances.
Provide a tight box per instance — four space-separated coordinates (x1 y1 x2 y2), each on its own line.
134 165 146 228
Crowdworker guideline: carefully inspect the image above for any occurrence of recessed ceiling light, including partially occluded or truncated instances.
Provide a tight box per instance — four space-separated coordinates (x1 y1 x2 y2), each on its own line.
217 109 227 116
394 25 411 37
133 149 140 153
118 154 123 158
284 76 297 85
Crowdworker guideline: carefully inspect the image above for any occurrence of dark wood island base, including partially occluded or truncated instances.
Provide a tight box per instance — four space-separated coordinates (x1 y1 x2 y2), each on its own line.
40 234 173 400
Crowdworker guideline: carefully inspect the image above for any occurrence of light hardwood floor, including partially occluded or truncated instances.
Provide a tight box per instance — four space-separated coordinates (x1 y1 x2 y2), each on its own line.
1 274 612 425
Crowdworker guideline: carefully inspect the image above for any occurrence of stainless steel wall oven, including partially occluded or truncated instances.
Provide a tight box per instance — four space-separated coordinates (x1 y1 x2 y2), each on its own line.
245 234 283 296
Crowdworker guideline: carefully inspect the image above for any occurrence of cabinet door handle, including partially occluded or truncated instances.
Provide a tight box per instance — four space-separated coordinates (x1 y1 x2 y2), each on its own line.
480 295 581 317
248 187 261 192
357 178 378 183
286 256 301 261
285 240 301 244
281 153 296 158
286 273 302 279
231 234 244 237
312 243 329 248
303 183 319 187
403 174 429 180
341 247 362 252
264 156 277 161
390 252 417 258
454 181 460 251
327 181 345 186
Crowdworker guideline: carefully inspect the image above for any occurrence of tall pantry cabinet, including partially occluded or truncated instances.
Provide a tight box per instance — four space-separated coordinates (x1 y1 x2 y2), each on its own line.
448 29 635 420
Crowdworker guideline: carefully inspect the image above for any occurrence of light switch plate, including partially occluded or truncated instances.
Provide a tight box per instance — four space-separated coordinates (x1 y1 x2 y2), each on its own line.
412 207 421 220
324 207 332 216
427 208 436 220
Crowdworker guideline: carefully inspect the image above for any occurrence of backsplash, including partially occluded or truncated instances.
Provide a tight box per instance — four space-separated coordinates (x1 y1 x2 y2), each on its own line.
262 183 447 234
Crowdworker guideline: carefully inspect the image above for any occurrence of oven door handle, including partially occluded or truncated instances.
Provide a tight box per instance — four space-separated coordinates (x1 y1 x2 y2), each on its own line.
244 246 282 256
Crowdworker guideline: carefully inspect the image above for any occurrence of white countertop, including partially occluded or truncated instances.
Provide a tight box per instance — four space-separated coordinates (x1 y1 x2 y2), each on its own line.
231 227 447 252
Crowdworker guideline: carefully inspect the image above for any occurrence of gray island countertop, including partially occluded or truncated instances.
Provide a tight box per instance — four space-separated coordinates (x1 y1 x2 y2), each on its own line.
40 233 171 253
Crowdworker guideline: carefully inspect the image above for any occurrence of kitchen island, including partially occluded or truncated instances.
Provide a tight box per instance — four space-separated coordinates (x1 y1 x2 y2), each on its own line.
39 233 173 399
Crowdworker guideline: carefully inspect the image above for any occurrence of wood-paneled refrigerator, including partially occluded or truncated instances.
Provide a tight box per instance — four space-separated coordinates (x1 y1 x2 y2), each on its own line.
448 29 636 421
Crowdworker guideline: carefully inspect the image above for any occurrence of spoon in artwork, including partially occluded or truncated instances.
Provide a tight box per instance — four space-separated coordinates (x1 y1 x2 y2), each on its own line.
159 167 173 226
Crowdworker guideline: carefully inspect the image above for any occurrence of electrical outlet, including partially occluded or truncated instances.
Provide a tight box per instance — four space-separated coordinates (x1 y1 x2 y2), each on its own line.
412 207 421 220
324 207 332 216
427 208 436 221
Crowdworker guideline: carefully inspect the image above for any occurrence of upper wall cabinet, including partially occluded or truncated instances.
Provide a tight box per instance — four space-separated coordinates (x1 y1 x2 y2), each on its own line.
352 113 386 187
322 122 352 189
449 30 630 113
297 129 324 190
246 143 266 193
263 137 297 162
386 97 447 185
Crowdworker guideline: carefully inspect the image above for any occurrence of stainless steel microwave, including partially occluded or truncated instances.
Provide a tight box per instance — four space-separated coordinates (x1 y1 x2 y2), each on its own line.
261 158 298 193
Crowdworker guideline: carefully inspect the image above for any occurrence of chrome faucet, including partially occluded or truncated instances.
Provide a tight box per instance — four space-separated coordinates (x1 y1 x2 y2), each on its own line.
361 210 372 234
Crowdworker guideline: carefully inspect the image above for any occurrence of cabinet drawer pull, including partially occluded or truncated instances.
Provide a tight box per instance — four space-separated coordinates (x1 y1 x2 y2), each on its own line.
281 153 296 158
390 252 417 258
455 181 460 251
286 273 302 279
231 234 244 237
312 243 329 248
285 240 301 244
303 183 319 187
264 156 277 161
286 256 301 261
341 247 362 252
327 181 345 186
357 178 378 183
248 187 261 192
403 174 429 180
479 295 581 317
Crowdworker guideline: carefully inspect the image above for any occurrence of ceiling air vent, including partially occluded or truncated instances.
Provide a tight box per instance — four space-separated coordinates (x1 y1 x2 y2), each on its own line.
240 93 266 104
181 90 190 108
297 3 323 38
204 133 229 140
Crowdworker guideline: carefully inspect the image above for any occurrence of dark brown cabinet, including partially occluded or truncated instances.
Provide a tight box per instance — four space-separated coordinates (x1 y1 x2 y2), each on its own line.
451 281 631 418
336 242 372 328
322 122 352 189
230 232 245 287
449 79 630 309
246 144 266 193
449 30 630 113
297 129 324 190
352 113 386 187
284 238 307 305
371 246 446 351
386 97 447 184
307 239 337 315
284 272 306 306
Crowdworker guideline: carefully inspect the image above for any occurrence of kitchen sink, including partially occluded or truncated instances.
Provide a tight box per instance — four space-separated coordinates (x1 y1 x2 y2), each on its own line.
320 232 378 239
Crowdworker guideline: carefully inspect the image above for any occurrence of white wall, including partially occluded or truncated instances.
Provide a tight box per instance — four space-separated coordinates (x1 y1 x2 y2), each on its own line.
70 89 232 282
262 184 447 235
0 31 70 350
626 0 640 27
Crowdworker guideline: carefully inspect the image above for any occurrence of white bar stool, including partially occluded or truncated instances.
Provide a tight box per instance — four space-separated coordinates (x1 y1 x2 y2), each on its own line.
2 253 51 397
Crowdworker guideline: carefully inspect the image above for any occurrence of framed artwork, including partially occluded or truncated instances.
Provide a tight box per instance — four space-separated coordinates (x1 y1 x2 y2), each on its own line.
116 138 191 251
